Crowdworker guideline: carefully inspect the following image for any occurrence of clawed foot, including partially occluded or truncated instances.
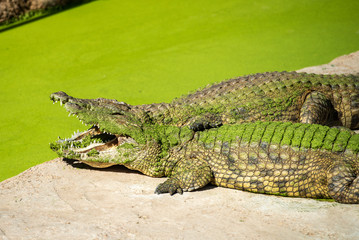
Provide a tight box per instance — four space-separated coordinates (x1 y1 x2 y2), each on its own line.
155 180 183 195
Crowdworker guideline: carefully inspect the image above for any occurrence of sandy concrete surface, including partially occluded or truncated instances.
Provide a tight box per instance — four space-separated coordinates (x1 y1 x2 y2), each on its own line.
1 51 359 240
297 51 359 75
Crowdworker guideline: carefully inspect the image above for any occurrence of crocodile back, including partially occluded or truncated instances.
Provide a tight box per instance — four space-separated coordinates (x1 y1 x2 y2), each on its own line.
169 72 359 128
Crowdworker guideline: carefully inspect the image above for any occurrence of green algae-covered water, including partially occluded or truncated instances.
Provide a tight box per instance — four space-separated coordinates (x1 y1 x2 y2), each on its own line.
1 0 359 181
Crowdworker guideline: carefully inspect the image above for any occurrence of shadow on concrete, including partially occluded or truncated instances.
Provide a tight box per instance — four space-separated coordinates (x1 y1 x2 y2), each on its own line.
63 158 139 174
63 157 219 193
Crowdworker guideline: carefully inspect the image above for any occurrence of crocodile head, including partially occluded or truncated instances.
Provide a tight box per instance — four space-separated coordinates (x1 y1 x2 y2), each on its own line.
50 91 153 169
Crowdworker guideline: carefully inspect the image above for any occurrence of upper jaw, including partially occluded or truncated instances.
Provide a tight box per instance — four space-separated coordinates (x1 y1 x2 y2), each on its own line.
50 91 138 127
50 91 85 117
50 91 89 115
50 91 132 113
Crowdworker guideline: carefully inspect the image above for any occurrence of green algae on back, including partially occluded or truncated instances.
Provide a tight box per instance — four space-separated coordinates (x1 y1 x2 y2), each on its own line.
347 134 359 154
199 122 359 154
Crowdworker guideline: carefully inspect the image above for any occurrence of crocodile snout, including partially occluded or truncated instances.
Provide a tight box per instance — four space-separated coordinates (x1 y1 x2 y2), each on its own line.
50 91 73 105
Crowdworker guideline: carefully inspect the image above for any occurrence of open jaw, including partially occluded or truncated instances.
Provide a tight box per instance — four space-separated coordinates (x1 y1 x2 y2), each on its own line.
50 125 137 168
50 91 144 168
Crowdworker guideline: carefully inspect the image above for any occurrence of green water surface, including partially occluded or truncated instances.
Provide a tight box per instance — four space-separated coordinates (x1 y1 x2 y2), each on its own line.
1 0 359 181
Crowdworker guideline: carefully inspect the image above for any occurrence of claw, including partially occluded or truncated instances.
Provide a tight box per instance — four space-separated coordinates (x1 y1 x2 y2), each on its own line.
155 180 183 195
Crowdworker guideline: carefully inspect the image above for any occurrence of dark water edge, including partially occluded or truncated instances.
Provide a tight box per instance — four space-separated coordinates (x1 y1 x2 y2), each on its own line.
0 0 96 32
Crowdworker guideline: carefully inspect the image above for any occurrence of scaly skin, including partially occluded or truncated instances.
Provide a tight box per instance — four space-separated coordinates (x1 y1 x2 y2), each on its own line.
51 71 359 130
50 111 359 203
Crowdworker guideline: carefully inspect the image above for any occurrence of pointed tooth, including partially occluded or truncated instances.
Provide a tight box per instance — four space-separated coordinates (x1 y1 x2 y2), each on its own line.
60 101 63 106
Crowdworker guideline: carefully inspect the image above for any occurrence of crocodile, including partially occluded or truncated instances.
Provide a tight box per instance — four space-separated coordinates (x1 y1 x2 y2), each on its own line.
51 71 359 131
50 98 359 203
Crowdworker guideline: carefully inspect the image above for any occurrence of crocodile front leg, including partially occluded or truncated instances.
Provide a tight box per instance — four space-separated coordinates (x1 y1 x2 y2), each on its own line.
155 155 212 195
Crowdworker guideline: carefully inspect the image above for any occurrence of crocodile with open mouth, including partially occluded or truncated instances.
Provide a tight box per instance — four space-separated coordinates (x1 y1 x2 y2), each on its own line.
50 94 359 203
